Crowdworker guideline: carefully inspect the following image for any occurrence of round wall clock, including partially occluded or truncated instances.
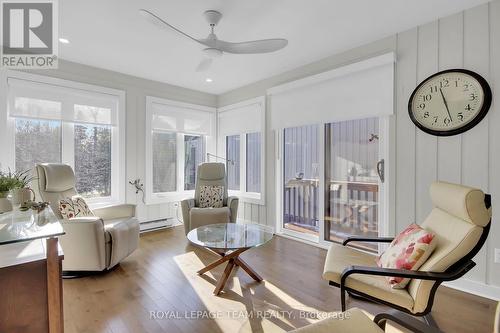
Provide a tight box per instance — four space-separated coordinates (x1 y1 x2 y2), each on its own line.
408 69 492 136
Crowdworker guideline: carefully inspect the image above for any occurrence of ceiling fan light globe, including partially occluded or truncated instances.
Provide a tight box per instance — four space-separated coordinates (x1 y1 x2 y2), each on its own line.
203 48 223 58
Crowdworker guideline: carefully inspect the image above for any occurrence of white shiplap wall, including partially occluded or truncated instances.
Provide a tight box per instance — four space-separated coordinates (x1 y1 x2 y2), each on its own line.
219 1 500 296
395 3 499 291
237 201 267 226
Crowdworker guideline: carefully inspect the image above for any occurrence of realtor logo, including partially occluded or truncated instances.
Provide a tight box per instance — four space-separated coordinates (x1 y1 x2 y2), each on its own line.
1 0 58 68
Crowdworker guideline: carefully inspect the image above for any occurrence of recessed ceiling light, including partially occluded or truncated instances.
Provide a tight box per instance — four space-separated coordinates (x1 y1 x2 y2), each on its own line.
59 38 70 44
205 78 213 83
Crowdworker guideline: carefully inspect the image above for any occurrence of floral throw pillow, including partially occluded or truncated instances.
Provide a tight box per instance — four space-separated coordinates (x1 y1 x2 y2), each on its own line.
199 185 224 208
59 196 94 219
376 223 437 289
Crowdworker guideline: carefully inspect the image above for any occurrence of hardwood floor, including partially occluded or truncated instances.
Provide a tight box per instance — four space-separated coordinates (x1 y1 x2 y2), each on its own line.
63 226 497 333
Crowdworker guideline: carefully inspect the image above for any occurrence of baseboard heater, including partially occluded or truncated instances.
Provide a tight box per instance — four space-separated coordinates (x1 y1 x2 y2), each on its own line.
139 218 176 233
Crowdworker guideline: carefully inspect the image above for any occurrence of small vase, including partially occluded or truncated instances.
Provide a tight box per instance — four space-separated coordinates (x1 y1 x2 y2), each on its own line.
0 192 13 213
10 187 35 205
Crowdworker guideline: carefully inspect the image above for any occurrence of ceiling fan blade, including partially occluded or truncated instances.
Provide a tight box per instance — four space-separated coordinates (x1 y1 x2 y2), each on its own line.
196 58 213 72
139 9 205 46
215 38 288 54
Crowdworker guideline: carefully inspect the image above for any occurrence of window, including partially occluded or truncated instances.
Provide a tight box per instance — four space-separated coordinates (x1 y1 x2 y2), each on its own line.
283 125 320 236
6 74 125 205
217 97 265 203
226 135 240 191
246 132 261 193
74 124 112 198
184 135 204 191
15 118 62 172
145 97 215 203
152 131 177 193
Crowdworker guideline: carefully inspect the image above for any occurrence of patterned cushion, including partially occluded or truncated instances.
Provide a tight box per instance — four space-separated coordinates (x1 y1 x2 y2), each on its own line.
59 196 94 219
199 185 224 208
376 223 437 289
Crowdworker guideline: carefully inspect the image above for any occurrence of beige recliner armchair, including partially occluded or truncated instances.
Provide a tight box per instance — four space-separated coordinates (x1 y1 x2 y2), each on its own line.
181 163 239 234
35 163 140 272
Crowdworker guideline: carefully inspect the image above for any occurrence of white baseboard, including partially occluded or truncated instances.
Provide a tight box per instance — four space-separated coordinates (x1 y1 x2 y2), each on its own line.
444 278 500 301
139 218 174 232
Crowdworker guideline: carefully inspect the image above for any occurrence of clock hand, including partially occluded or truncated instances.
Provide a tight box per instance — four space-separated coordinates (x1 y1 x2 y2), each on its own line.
439 88 453 121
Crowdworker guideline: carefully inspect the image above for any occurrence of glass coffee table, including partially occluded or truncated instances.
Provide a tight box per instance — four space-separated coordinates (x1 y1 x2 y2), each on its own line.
187 222 274 295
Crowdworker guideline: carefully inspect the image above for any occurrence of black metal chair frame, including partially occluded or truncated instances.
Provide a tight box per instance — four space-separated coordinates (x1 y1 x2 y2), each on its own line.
373 309 443 333
328 194 491 319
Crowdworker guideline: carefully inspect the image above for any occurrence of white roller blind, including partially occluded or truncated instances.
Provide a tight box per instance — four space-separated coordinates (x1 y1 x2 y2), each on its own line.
218 100 263 136
268 53 394 129
150 99 214 135
8 78 119 126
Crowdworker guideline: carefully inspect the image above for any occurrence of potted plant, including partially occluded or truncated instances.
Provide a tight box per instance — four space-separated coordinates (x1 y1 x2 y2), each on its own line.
10 169 36 205
0 171 20 213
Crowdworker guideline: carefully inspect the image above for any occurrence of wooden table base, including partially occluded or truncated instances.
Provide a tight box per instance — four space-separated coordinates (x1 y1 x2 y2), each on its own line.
197 247 263 295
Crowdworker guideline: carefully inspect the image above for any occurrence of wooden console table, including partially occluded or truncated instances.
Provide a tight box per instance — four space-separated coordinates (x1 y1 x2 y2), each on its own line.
0 207 65 333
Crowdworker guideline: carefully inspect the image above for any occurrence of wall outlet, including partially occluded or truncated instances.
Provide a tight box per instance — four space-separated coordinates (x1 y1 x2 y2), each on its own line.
495 249 500 264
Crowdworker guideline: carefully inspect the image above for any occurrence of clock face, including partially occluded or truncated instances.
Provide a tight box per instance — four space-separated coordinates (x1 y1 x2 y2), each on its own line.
408 69 492 136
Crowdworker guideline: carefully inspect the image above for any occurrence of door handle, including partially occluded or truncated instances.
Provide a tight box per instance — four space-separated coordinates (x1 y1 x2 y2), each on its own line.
376 159 385 183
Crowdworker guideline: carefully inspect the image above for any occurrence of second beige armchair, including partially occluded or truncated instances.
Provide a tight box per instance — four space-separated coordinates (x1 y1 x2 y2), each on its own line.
181 163 239 234
35 163 140 272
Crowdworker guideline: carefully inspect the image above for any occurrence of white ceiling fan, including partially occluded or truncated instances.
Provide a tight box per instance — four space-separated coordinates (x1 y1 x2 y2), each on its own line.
139 9 288 72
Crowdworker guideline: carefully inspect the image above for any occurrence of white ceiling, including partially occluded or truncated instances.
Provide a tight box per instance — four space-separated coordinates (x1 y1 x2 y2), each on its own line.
59 0 489 94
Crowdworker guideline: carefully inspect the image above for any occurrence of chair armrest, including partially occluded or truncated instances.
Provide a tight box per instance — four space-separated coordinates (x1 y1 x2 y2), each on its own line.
227 196 239 222
181 198 195 210
342 236 394 246
92 204 136 220
340 260 476 287
60 217 107 271
181 198 195 234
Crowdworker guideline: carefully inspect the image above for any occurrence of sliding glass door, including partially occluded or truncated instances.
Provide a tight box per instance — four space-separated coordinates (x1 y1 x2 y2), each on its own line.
325 117 381 251
280 117 386 250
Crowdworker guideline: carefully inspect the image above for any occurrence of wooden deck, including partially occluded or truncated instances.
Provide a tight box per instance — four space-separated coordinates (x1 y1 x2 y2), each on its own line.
62 226 497 333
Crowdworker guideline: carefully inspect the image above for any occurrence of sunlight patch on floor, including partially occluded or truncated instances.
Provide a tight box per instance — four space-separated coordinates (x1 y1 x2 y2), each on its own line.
173 250 408 333
174 251 254 332
173 251 335 332
174 251 296 332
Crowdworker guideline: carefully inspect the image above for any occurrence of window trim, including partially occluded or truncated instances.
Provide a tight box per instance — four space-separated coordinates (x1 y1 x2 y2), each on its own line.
0 70 126 208
217 96 266 205
145 96 216 204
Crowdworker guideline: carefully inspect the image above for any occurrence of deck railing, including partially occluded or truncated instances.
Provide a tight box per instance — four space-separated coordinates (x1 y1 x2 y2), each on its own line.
283 179 379 241
283 179 319 233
